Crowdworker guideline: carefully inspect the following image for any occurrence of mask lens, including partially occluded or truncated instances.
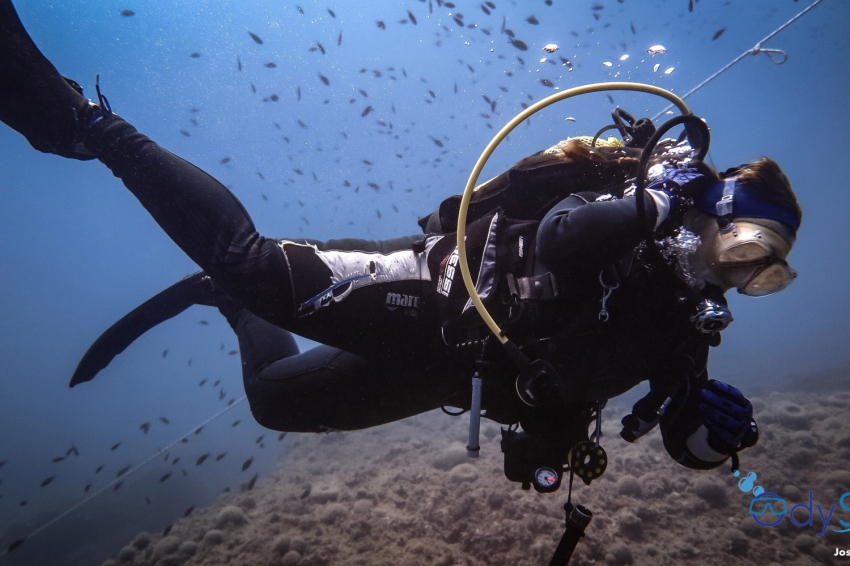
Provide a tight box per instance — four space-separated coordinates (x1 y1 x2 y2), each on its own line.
741 263 797 297
717 241 772 265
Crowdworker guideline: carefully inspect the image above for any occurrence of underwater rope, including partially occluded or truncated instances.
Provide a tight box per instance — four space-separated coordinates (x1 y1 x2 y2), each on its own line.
2 396 249 556
653 0 826 120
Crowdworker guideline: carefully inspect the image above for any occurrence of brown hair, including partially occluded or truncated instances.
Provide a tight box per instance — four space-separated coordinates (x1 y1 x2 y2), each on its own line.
735 157 802 227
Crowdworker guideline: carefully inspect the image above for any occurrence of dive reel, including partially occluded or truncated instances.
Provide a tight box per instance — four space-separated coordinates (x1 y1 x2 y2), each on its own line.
457 83 707 566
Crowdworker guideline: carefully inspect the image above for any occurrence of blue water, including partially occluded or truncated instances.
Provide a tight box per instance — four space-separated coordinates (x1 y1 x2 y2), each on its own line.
0 0 847 564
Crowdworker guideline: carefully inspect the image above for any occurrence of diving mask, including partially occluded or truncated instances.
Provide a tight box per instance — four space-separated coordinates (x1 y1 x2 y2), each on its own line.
708 221 796 297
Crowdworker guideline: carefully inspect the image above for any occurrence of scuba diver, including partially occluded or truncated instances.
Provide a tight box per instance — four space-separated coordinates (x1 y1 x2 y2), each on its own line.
1 0 802 496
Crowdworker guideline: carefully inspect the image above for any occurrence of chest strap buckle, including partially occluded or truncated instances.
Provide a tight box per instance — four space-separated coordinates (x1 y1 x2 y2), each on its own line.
506 272 560 301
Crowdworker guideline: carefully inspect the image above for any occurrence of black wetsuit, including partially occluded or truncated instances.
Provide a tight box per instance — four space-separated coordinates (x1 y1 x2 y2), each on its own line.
80 114 721 469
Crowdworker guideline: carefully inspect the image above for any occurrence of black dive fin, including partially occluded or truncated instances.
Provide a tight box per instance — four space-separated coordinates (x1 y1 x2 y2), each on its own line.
69 271 212 387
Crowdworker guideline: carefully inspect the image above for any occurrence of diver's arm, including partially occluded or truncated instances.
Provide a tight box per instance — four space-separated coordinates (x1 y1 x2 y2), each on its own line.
535 191 666 273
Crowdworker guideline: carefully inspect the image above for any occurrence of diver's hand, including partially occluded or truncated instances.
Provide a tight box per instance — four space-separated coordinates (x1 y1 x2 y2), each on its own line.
699 380 758 453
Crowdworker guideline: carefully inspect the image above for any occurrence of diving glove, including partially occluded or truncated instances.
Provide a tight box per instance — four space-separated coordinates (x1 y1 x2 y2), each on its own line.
699 379 758 453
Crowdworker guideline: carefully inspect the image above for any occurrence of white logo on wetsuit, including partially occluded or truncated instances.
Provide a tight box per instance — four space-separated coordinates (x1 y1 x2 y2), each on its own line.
385 293 420 310
437 248 460 297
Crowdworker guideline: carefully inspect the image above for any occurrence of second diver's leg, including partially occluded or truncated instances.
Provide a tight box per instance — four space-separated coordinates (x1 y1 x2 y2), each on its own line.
83 116 295 324
225 307 465 432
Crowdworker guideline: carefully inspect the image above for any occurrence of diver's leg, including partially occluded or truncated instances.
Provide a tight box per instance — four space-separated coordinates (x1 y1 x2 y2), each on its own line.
0 0 294 323
225 307 464 432
0 0 95 159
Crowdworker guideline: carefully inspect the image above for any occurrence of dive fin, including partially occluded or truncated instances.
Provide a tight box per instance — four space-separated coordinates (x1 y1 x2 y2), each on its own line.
69 272 216 387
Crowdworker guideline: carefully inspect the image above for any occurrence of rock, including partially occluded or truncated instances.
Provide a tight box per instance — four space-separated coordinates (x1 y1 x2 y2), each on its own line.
153 536 181 556
432 442 469 471
616 476 642 498
282 550 302 565
178 541 198 557
693 477 727 508
272 534 291 554
605 542 633 565
215 505 248 528
117 545 136 563
617 512 642 539
203 530 224 545
448 463 479 483
131 532 151 550
321 502 348 524
794 534 817 554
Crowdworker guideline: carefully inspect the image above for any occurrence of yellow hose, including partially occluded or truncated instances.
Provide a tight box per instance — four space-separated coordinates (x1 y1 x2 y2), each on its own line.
455 82 691 344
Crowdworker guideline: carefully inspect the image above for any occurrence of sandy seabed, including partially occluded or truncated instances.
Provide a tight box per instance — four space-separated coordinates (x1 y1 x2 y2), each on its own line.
100 389 850 566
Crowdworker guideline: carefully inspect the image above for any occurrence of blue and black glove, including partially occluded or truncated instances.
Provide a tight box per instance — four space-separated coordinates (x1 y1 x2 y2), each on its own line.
699 380 759 455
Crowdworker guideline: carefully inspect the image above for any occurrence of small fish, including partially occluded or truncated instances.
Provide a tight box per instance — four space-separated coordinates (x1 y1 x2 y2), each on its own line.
256 435 265 444
712 27 726 40
316 42 325 55
196 453 210 466
296 5 304 14
279 432 288 441
117 465 130 477
41 475 56 488
481 4 491 15
540 78 555 87
361 106 373 117
140 422 151 434
160 472 172 482
232 420 241 427
145 497 151 504
199 379 207 387
172 457 180 464
228 350 238 356
85 483 91 492
216 453 227 461
0 460 6 469
52 456 65 463
214 380 220 386
328 8 336 17
300 486 312 499
111 442 121 451
407 10 417 25
162 524 172 537
376 20 386 30
20 500 26 506
337 31 343 46
296 85 301 101
96 464 105 473
162 349 168 358
237 57 242 71
114 481 123 491
242 456 254 472
250 83 256 94
607 95 614 104
430 136 444 148
362 159 373 166
376 209 382 219
219 389 226 400
190 52 201 59
159 416 170 424
265 62 277 68
526 15 539 25
689 0 694 12
270 94 279 102
630 23 636 35
194 426 204 435
368 182 380 191
318 74 330 85
7 539 24 553
248 31 263 45
120 9 135 17
247 473 259 490
509 38 528 51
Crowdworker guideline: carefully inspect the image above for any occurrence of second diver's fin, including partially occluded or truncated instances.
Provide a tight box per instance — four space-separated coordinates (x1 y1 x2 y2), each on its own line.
69 271 221 387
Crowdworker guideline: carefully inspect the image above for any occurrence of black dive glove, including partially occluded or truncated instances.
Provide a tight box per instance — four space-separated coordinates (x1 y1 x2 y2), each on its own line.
699 380 758 454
